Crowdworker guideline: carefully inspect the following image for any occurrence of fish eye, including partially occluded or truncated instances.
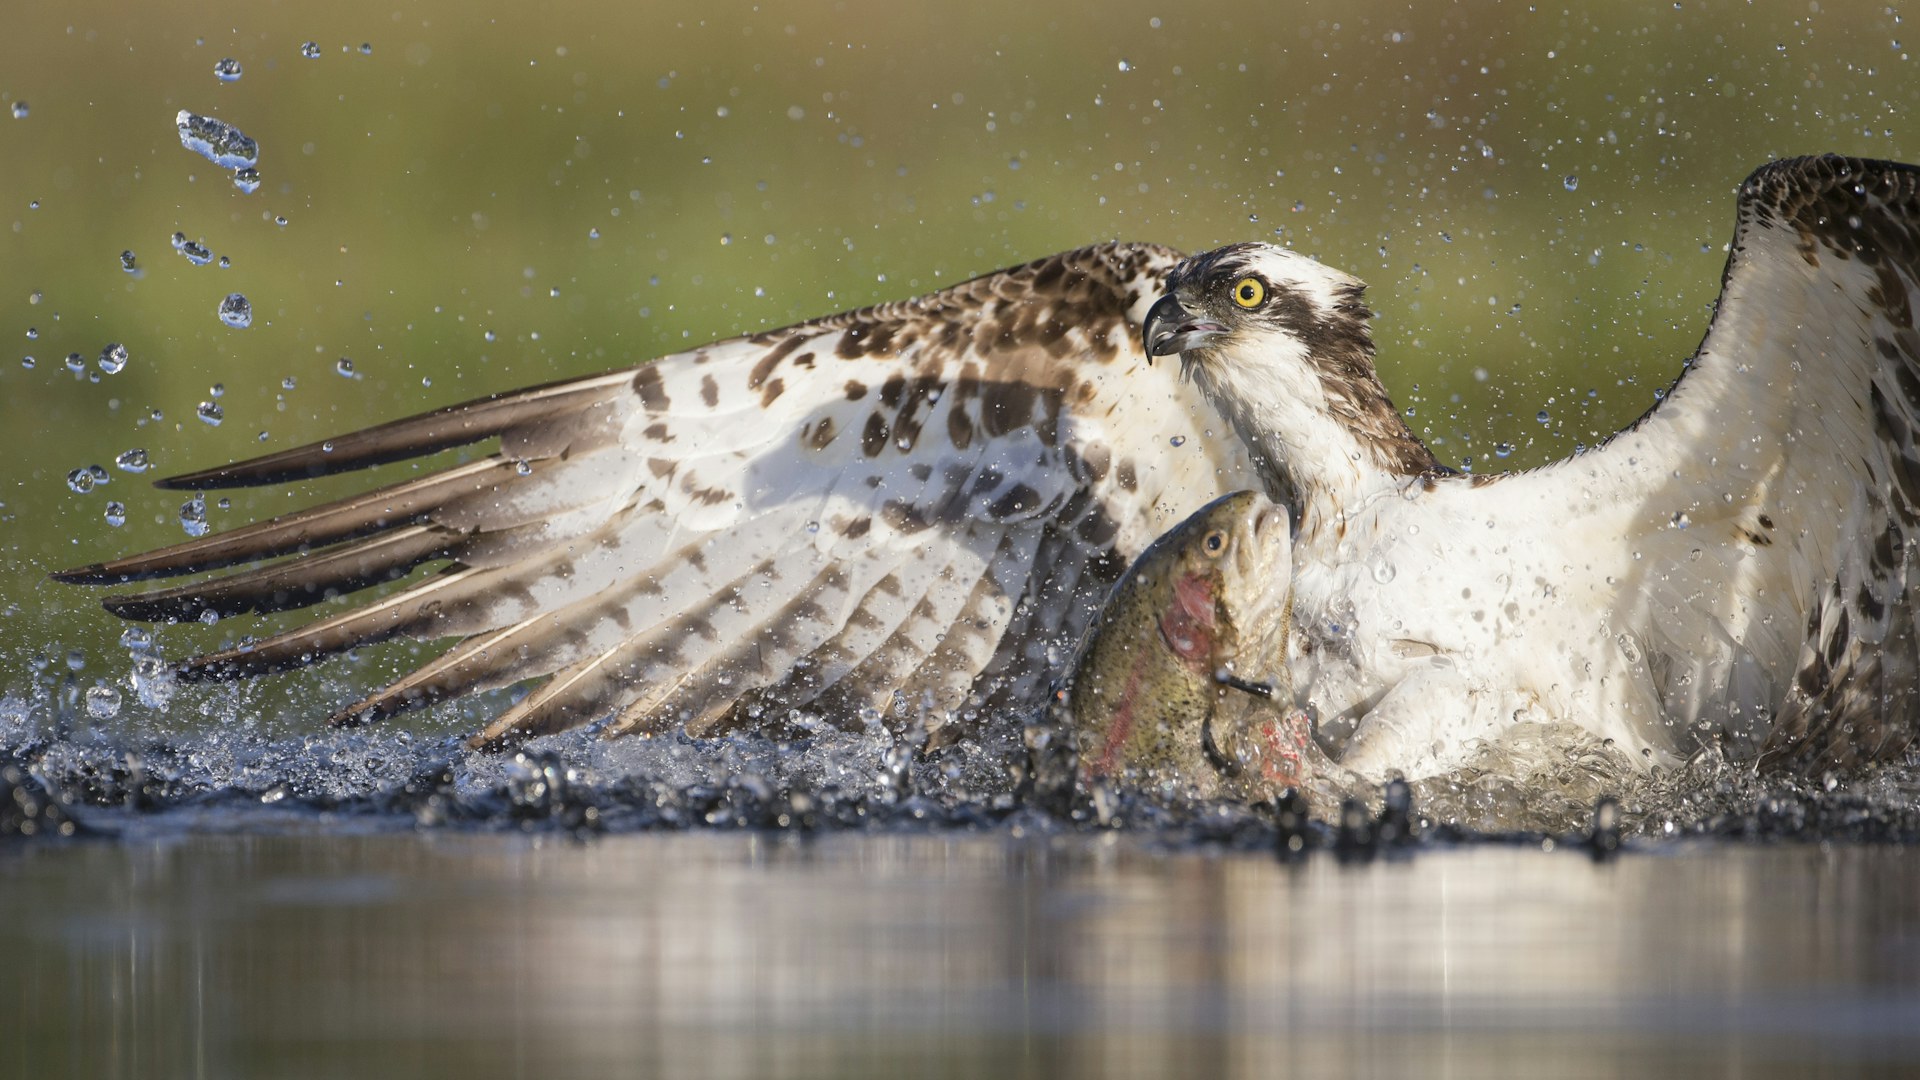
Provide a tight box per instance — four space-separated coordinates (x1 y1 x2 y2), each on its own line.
1231 276 1266 309
1204 530 1227 554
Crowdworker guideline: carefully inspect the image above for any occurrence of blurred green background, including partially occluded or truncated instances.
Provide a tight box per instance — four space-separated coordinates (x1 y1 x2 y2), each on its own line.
1 0 1913 737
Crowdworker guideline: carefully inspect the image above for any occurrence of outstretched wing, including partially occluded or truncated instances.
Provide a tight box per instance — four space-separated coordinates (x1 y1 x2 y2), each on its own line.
55 243 1258 749
1485 155 1920 769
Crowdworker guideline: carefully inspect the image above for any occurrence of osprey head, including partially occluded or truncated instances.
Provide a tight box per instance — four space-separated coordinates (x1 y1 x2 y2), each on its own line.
1144 242 1372 372
1143 242 1438 487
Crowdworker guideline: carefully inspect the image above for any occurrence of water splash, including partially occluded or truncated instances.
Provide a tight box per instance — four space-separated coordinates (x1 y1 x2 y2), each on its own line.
217 293 253 328
175 110 259 169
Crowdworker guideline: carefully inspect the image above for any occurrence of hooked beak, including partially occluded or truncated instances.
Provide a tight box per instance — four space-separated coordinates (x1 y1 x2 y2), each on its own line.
1143 294 1228 362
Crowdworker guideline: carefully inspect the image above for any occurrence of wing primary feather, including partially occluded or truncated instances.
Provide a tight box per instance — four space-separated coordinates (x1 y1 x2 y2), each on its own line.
173 566 485 680
154 369 635 490
328 618 538 727
100 524 461 622
51 458 517 585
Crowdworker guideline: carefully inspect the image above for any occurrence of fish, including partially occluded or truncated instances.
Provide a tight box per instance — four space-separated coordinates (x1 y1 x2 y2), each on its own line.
1045 489 1313 803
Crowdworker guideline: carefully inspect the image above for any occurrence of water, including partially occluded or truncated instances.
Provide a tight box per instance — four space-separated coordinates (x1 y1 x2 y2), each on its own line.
173 110 258 169
2 829 1915 1079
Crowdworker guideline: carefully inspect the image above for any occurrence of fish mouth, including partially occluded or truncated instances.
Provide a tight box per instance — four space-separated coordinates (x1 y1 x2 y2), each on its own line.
1143 295 1228 359
1237 498 1294 583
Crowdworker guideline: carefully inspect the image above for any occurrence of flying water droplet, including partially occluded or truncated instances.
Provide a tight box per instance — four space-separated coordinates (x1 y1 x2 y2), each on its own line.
335 357 356 377
1169 434 1187 447
1671 512 1691 529
1117 59 1133 72
66 467 108 493
175 110 259 168
301 42 322 59
103 501 127 528
218 293 253 328
10 102 26 120
84 686 122 719
1494 442 1514 458
177 239 213 266
180 494 209 537
196 400 224 426
98 343 128 374
64 353 85 376
120 250 138 273
115 448 150 473
232 167 261 194
214 58 243 82
1563 174 1580 191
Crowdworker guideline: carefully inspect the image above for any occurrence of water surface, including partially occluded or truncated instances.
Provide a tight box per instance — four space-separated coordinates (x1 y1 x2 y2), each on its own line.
5 831 1918 1079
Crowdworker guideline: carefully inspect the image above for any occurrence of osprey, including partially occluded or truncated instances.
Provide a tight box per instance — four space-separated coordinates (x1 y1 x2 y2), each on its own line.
55 155 1920 781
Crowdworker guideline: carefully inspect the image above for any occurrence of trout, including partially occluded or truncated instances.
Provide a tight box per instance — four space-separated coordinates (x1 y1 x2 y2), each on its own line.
1053 489 1311 802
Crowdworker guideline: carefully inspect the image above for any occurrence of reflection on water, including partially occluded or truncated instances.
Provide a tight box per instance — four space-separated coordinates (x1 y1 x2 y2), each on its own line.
4 832 1917 1078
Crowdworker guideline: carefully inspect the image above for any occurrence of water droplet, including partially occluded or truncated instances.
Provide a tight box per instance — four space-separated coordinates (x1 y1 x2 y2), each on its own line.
196 400 224 426
20 356 33 369
180 494 209 537
175 110 259 169
359 42 373 55
120 250 138 273
719 233 732 246
301 41 322 59
1536 409 1552 424
98 343 128 374
24 328 37 340
214 57 243 82
1372 560 1398 584
513 459 533 476
1494 442 1514 458
64 353 84 375
1563 174 1580 191
1117 58 1133 72
9 102 26 120
84 685 122 719
218 293 253 328
1169 434 1187 447
1671 512 1691 530
115 448 150 473
232 167 261 194
66 467 102 493
104 501 127 528
335 357 356 377
178 239 212 266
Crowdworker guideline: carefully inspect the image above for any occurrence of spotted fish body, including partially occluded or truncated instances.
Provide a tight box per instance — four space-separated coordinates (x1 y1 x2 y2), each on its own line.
1063 490 1306 800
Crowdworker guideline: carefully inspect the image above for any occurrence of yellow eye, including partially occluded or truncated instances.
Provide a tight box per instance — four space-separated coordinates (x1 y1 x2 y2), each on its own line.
1231 276 1266 308
1204 530 1227 555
